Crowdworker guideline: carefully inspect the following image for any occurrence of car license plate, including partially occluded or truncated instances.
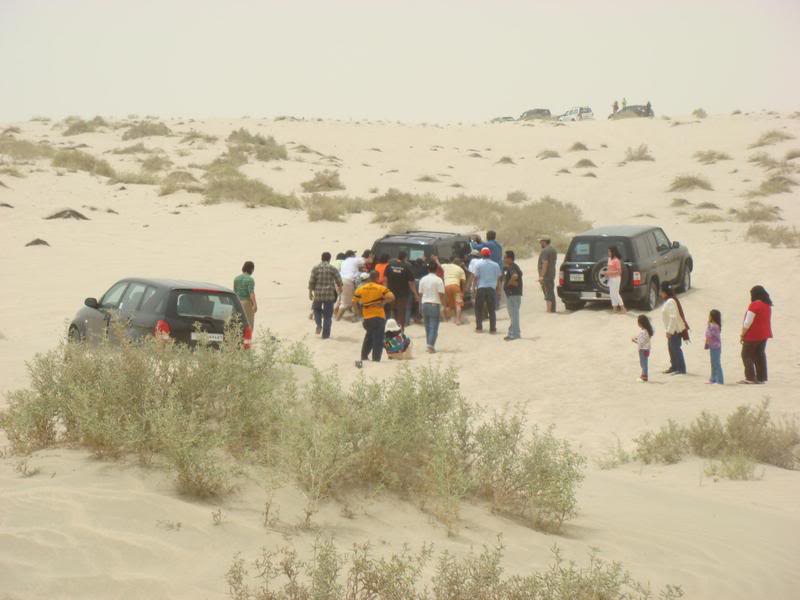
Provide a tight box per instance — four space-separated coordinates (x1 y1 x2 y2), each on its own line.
191 332 224 342
570 273 585 282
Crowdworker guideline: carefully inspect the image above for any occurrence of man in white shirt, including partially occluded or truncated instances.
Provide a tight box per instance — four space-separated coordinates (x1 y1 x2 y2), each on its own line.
418 262 446 353
336 250 365 320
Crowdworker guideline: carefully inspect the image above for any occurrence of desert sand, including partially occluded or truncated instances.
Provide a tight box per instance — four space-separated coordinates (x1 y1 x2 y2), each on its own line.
1 112 799 599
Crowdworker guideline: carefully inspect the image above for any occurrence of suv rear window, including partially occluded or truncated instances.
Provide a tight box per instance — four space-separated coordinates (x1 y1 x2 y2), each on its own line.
567 238 630 261
374 243 431 262
174 291 240 321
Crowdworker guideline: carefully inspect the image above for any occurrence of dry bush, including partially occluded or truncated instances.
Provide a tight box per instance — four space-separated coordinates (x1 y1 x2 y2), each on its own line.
122 121 172 140
181 130 218 144
692 108 708 119
705 455 762 481
785 149 800 161
745 174 798 197
227 128 287 161
624 144 654 162
52 149 115 177
747 152 784 171
569 141 588 151
443 194 589 258
304 194 366 222
746 224 800 248
111 171 159 185
694 150 731 164
416 174 440 182
386 216 419 233
369 188 439 223
0 165 24 178
695 202 720 209
749 130 795 148
159 170 204 196
734 201 782 222
111 143 156 155
537 149 560 159
227 540 683 600
506 190 529 204
63 116 107 136
574 158 596 168
140 154 173 173
302 170 346 192
495 156 515 165
667 174 713 192
0 137 54 160
689 213 724 223
205 169 300 209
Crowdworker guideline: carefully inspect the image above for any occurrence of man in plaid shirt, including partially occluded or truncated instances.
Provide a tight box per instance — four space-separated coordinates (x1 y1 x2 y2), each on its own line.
309 251 343 339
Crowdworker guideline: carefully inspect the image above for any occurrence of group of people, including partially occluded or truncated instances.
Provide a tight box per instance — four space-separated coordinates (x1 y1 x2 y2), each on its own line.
632 284 773 385
611 98 653 116
233 238 774 385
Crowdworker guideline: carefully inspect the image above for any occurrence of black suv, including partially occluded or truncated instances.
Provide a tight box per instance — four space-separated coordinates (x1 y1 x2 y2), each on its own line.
557 225 693 311
609 105 655 120
68 278 251 348
371 231 472 263
519 108 552 120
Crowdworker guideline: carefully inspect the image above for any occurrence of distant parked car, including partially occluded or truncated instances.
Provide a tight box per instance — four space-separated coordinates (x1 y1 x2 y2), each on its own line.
557 225 693 311
490 116 516 123
609 105 654 120
68 278 252 348
519 108 552 121
558 107 594 122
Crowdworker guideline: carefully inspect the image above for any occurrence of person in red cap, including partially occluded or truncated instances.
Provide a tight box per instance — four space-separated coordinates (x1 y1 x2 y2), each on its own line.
471 247 503 333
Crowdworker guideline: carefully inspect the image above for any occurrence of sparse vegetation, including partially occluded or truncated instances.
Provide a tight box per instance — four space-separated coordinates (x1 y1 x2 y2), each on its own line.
369 188 439 224
159 170 204 196
705 455 762 481
537 149 560 159
301 170 346 192
63 116 108 136
226 540 684 600
122 121 172 140
416 174 440 182
205 169 300 209
734 201 782 222
52 149 115 178
574 158 596 168
624 144 654 162
785 149 800 161
694 150 731 164
692 108 708 119
304 194 366 222
110 171 160 185
0 165 24 178
140 154 173 173
495 156 515 165
181 130 218 144
667 174 713 192
0 137 54 160
227 128 287 161
695 201 720 209
745 174 798 197
569 142 588 151
689 213 725 223
749 130 795 148
111 143 156 155
506 190 529 204
746 224 800 248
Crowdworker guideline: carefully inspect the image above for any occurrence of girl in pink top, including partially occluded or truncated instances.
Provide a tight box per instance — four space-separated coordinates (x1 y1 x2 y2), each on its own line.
607 246 626 313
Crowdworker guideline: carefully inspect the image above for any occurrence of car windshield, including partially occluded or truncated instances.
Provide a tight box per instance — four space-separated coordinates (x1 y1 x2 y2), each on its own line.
567 238 630 261
373 243 431 262
175 291 239 321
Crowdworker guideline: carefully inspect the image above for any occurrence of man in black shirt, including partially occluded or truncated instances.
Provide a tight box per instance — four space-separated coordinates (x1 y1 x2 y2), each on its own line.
385 251 420 329
503 250 523 341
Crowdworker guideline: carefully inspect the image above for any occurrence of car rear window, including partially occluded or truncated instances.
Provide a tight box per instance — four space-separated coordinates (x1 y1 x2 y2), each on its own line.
373 243 432 262
568 238 630 261
174 291 240 321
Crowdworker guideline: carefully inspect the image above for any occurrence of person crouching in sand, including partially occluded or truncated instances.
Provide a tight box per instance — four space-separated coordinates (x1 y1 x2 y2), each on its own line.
383 319 413 360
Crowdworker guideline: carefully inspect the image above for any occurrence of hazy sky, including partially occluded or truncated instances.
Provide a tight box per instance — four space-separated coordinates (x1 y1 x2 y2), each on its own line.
1 0 798 122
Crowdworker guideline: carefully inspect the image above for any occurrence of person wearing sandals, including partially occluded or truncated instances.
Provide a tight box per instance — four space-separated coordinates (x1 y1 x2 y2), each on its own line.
739 285 773 384
661 283 689 375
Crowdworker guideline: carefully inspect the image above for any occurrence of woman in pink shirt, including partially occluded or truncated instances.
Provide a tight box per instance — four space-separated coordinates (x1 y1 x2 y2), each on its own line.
607 245 626 314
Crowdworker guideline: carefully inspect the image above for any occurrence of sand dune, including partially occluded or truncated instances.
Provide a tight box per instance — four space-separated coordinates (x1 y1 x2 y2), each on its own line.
1 112 799 599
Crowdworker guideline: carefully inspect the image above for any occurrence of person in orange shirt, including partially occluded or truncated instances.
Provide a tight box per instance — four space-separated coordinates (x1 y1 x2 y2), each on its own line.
353 271 395 366
374 253 390 284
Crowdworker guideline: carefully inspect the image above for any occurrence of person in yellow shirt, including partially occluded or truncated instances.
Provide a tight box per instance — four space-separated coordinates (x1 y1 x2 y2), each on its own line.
353 271 395 366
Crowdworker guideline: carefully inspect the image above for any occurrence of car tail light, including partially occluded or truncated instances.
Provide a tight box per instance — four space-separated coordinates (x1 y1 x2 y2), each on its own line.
154 319 171 340
243 326 253 350
632 271 642 287
559 272 565 286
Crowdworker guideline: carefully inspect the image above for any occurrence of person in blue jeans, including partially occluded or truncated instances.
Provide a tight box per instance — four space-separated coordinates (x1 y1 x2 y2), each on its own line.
472 248 503 333
308 252 343 339
417 261 446 353
502 251 523 340
633 315 653 382
705 309 724 384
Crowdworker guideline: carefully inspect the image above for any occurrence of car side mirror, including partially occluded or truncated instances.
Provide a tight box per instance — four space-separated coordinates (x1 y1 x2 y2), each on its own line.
85 297 100 309
672 241 680 249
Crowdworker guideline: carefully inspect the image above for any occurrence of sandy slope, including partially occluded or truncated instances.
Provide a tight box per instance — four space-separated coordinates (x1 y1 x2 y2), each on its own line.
1 113 799 599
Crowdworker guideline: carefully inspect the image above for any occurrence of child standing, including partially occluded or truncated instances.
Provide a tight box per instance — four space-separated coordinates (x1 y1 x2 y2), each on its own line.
705 309 724 384
633 315 653 382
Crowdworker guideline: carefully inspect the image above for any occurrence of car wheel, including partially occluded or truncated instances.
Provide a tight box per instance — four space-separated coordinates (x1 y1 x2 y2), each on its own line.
591 260 611 294
68 325 82 343
641 280 659 311
564 301 586 311
677 264 692 293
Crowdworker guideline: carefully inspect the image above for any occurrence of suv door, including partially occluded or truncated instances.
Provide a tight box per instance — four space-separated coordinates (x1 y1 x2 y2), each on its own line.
652 228 679 282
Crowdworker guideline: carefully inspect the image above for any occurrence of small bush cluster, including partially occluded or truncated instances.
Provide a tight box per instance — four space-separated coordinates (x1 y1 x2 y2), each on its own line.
749 129 795 148
52 149 115 178
746 224 800 248
537 149 560 159
1 337 585 533
63 116 108 136
181 130 218 144
569 141 588 151
369 188 439 224
624 144 654 162
0 136 54 160
140 154 173 173
574 158 596 168
495 156 515 165
443 194 589 258
632 401 800 475
227 128 287 161
692 108 708 119
159 170 204 196
506 190 529 204
122 121 172 140
204 169 300 209
693 150 731 164
304 194 366 222
745 174 798 197
301 170 346 192
111 143 157 155
667 174 713 192
227 540 684 600
734 201 782 222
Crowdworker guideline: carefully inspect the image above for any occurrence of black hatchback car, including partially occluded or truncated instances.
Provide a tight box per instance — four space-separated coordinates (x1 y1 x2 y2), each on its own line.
557 225 693 311
68 278 252 348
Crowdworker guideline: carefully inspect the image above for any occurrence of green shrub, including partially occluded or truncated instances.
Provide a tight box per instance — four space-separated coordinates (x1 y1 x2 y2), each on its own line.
667 174 713 192
687 412 727 457
704 454 762 481
63 116 108 136
301 170 345 192
749 129 795 148
634 420 688 464
52 149 115 177
694 150 731 164
122 121 172 140
624 144 654 162
746 224 800 248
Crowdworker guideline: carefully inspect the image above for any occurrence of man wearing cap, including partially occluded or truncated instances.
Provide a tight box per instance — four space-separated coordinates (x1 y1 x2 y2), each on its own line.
353 271 395 366
472 247 503 333
538 236 558 313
